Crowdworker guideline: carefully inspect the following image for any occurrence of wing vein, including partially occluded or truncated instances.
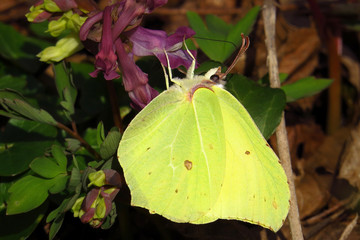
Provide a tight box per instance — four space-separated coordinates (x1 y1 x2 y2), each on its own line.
192 99 212 189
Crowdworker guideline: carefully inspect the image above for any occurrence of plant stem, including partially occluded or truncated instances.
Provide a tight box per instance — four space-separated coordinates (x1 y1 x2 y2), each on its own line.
57 122 102 160
306 0 342 134
106 80 124 133
262 1 304 239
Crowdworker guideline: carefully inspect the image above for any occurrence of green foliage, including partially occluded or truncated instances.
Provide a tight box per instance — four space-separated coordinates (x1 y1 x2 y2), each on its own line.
99 127 121 160
281 76 333 102
0 6 334 238
226 75 286 139
187 6 260 62
7 175 54 214
0 203 47 240
0 22 50 73
0 21 124 238
0 119 58 176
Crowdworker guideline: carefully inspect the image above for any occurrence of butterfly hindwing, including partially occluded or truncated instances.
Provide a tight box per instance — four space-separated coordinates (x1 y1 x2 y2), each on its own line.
193 86 290 231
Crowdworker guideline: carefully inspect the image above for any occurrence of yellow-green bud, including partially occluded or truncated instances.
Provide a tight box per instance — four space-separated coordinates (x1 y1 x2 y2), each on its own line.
94 197 106 219
66 13 87 33
37 33 83 62
25 5 45 22
47 18 67 37
44 0 61 12
71 196 85 218
88 171 106 187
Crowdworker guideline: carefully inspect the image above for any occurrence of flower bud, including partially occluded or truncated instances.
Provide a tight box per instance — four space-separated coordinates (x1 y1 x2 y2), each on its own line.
88 170 106 187
71 196 85 218
47 17 67 37
26 4 52 23
77 186 119 228
37 33 83 62
44 0 62 12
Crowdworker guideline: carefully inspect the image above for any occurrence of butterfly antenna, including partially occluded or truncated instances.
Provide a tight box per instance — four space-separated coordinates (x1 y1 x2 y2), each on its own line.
192 36 237 50
162 49 172 89
183 39 196 79
219 34 250 80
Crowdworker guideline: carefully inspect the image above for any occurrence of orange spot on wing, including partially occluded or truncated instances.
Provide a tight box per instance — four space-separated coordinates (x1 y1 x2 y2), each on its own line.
184 160 193 170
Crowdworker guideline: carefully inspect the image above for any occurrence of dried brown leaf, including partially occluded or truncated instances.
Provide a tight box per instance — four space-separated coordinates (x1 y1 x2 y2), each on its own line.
339 123 360 190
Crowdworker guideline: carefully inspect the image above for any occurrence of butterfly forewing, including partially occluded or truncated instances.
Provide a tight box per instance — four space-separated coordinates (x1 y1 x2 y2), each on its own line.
118 86 226 222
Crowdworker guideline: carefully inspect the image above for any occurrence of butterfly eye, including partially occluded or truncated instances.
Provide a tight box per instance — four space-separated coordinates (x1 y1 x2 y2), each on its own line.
210 74 220 82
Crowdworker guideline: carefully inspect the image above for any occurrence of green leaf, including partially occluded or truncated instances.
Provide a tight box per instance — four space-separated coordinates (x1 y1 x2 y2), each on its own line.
46 198 70 223
68 165 81 193
0 183 11 212
97 121 105 146
6 176 53 214
0 142 55 177
0 118 57 142
0 89 36 121
65 138 81 153
0 22 50 73
99 128 121 160
0 119 57 176
226 74 286 139
0 94 57 125
51 145 67 172
187 6 260 62
187 11 227 62
54 61 77 121
101 159 113 170
281 77 333 102
48 175 69 194
205 14 232 35
54 62 77 102
63 184 82 213
60 88 75 121
30 157 66 178
49 214 65 240
227 6 260 48
0 203 47 240
83 127 99 152
0 75 27 91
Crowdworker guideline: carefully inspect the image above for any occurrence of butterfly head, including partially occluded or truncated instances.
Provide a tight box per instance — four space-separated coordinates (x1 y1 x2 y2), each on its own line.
164 34 250 95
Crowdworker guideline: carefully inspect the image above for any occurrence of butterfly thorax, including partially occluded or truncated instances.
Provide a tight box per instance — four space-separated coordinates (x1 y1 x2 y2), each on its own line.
171 67 225 101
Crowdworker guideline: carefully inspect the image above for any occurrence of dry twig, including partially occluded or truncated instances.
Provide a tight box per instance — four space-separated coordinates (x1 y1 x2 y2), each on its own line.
262 1 304 239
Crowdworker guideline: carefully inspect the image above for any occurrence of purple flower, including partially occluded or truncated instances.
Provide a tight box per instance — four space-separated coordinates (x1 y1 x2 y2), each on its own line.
115 39 158 109
127 26 196 68
76 169 122 228
49 0 78 12
79 0 197 109
80 186 120 228
89 6 119 80
26 0 80 23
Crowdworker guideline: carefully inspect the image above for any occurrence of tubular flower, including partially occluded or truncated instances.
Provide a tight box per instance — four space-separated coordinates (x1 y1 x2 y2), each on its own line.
80 0 196 109
126 26 196 68
115 38 158 109
88 6 119 80
71 170 121 228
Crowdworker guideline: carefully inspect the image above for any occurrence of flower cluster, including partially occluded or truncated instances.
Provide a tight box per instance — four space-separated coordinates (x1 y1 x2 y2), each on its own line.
79 0 196 109
26 0 93 62
27 0 196 109
72 169 122 228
